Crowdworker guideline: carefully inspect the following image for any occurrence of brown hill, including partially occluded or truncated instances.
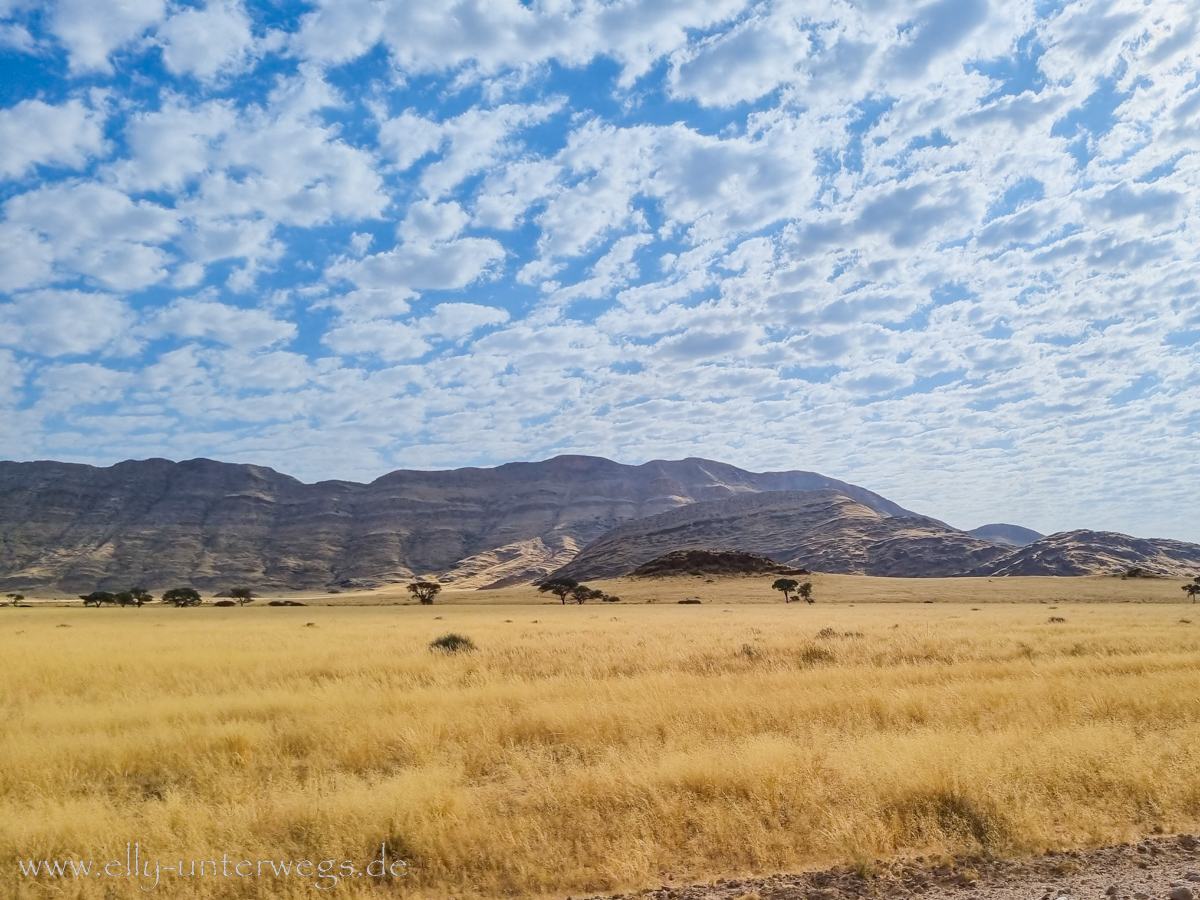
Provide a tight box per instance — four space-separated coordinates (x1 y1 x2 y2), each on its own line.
0 455 915 592
551 490 1010 580
970 530 1200 577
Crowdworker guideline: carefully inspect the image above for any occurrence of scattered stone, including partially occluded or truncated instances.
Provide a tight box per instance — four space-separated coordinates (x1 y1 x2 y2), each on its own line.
1169 887 1194 900
1180 836 1198 851
1134 892 1150 899
1106 886 1119 896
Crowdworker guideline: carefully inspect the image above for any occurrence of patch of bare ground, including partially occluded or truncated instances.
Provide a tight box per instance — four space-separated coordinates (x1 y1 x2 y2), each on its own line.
595 836 1200 900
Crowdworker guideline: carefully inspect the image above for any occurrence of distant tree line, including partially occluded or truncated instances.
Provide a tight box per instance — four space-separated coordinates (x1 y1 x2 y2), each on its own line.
536 578 620 604
78 586 255 607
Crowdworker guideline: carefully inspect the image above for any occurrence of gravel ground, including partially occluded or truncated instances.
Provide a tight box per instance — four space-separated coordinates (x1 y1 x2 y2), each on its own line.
590 835 1200 900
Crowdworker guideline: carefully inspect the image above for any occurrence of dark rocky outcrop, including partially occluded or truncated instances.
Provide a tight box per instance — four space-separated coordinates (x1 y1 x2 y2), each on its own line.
629 549 800 578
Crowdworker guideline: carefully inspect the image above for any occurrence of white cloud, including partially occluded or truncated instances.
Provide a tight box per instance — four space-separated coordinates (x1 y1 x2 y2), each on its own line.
323 318 429 362
377 102 562 200
397 200 470 246
49 0 166 73
0 290 135 357
294 0 747 84
143 297 297 350
421 302 509 338
156 0 254 80
0 22 37 53
0 222 55 292
3 181 178 290
0 349 26 406
0 99 106 179
375 110 444 171
669 13 810 107
328 236 505 299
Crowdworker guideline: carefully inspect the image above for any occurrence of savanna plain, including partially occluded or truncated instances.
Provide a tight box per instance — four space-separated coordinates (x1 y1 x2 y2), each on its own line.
5 575 1200 900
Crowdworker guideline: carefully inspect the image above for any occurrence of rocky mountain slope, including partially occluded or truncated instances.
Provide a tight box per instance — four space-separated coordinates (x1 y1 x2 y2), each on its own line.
0 455 916 592
3 454 1193 592
556 496 1200 581
971 530 1200 577
552 490 1012 580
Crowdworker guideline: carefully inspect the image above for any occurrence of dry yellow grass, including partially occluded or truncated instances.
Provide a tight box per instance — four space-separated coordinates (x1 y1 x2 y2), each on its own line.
4 594 1200 899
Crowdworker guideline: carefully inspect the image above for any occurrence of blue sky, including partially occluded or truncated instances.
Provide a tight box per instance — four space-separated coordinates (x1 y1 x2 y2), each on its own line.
0 0 1198 542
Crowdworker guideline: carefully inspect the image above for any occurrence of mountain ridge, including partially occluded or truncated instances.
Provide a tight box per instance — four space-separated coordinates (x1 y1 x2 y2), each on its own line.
0 454 918 592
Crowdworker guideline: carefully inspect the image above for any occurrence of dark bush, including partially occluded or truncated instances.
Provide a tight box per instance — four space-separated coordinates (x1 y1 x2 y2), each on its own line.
213 600 236 607
430 633 475 653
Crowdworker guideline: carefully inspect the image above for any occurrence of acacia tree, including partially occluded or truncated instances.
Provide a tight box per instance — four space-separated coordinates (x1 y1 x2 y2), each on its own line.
407 581 442 605
796 581 814 604
80 591 116 607
537 578 578 604
1185 580 1200 603
163 587 202 607
772 578 799 603
230 587 255 606
570 584 603 604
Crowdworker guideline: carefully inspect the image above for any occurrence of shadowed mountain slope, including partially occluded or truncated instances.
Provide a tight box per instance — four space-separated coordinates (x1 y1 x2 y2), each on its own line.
552 490 1011 580
0 455 915 592
968 523 1044 547
969 530 1200 577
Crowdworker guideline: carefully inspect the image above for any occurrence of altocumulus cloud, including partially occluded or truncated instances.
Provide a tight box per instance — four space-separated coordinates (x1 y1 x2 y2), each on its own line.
0 0 1198 541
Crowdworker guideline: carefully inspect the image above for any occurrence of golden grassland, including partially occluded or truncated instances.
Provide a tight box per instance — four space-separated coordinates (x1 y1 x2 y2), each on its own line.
4 590 1200 899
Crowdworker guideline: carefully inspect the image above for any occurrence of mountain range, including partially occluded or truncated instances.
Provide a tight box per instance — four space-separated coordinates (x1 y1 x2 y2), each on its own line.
0 455 1196 592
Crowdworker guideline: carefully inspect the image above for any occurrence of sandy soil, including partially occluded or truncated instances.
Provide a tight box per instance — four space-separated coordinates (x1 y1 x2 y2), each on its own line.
596 836 1200 900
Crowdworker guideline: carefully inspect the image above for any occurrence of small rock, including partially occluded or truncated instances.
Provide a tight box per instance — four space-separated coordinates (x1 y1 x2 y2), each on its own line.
1134 893 1149 900
1185 874 1200 883
1106 887 1118 896
1181 836 1199 851
1169 887 1194 900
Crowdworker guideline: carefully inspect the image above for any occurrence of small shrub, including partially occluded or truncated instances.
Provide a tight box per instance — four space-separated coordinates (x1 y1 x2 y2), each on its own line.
798 645 836 666
678 598 701 604
1049 616 1066 623
213 600 236 607
430 633 475 653
817 626 838 638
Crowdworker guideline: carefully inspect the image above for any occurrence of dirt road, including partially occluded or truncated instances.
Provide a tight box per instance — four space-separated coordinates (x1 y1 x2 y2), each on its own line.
596 835 1200 900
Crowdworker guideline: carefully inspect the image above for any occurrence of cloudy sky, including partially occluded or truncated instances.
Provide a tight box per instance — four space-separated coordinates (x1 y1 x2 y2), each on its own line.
0 0 1198 541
